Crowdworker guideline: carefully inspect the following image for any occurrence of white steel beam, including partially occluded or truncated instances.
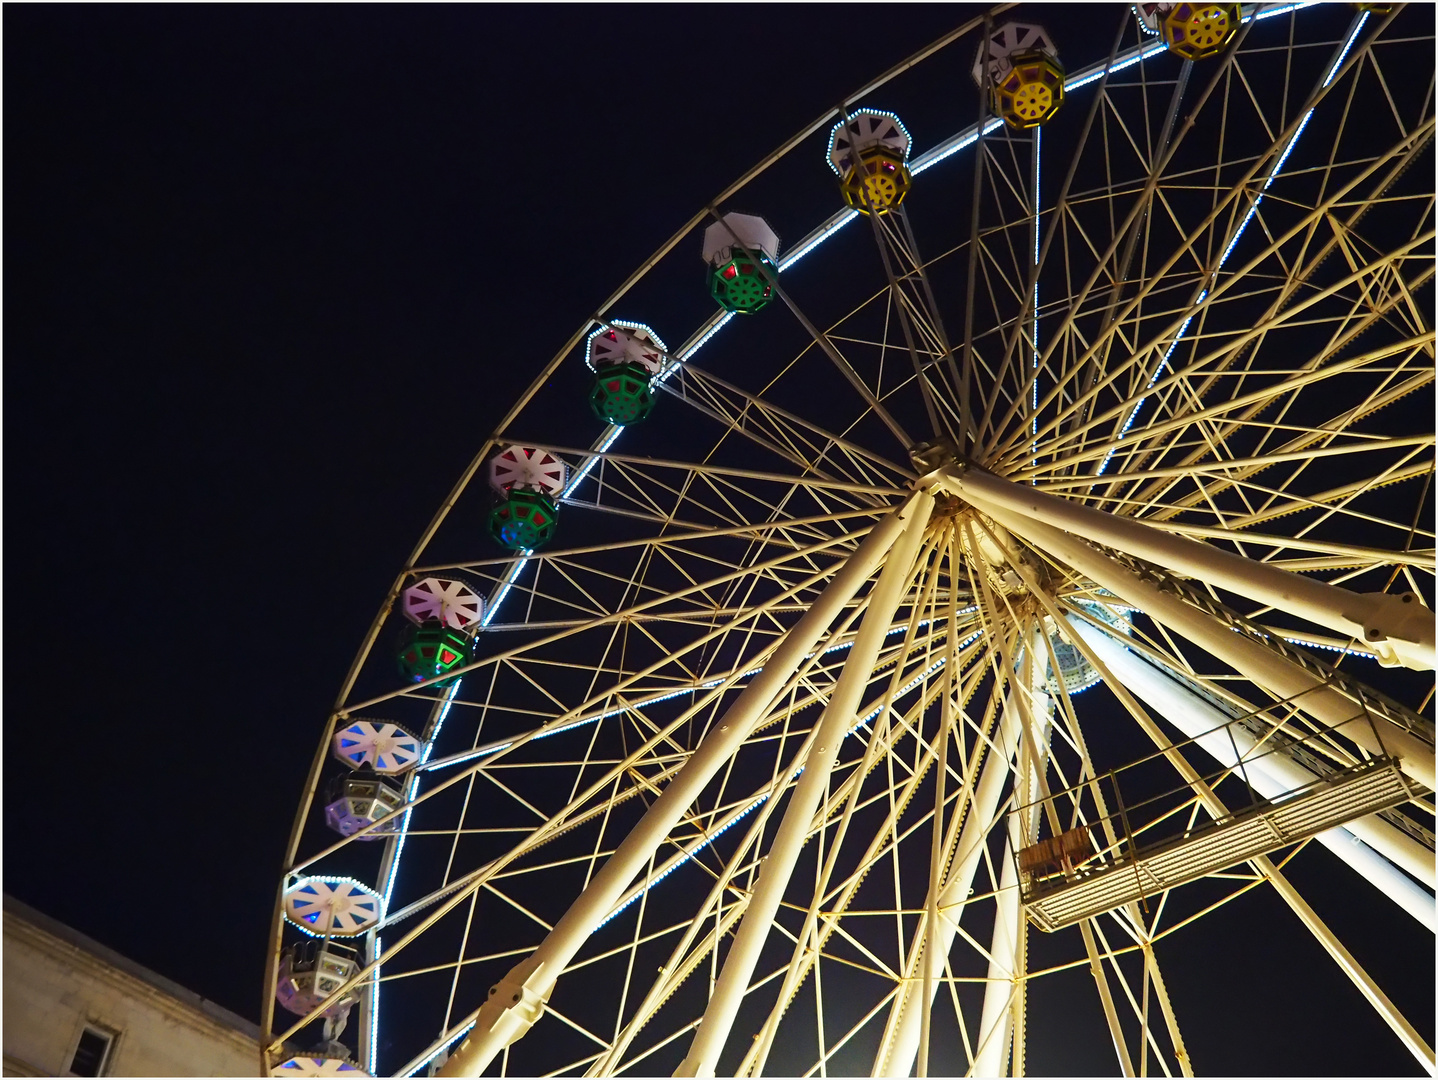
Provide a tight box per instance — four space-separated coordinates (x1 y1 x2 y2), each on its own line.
437 496 924 1078
973 825 1022 1078
947 465 1435 672
674 491 936 1077
943 480 1437 794
1072 617 1435 929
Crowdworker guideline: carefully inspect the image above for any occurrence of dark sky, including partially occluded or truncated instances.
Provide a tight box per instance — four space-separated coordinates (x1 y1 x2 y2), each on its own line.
6 5 1433 1079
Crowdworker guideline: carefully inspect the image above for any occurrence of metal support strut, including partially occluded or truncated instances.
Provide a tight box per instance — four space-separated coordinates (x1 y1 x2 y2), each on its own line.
437 495 927 1077
949 464 1435 673
675 489 935 1076
941 466 1437 794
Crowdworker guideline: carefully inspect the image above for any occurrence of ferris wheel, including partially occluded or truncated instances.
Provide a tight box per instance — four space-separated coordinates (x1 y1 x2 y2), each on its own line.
263 4 1435 1077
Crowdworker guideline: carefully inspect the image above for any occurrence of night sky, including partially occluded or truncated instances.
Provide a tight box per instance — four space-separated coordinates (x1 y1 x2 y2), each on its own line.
5 5 1433 1078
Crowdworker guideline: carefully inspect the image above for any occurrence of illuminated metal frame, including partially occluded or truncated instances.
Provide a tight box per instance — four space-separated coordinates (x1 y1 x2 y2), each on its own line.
259 4 1433 1076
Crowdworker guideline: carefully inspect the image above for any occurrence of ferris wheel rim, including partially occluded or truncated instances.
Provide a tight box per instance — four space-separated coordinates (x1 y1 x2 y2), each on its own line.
266 5 1434 1077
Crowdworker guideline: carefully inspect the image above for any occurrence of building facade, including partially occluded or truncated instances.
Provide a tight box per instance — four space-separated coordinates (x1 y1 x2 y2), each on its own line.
3 895 261 1077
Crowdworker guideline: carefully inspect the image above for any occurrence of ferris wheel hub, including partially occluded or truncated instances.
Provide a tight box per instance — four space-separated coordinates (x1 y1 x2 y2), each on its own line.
907 436 959 474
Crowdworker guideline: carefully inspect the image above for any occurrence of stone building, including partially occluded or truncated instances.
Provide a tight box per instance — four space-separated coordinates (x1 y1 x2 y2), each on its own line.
3 894 261 1077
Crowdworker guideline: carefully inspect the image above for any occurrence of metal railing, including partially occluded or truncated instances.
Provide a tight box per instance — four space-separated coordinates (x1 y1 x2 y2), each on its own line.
1010 702 1407 907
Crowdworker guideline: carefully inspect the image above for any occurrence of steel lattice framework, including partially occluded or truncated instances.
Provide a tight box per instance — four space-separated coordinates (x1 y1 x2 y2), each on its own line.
265 5 1435 1077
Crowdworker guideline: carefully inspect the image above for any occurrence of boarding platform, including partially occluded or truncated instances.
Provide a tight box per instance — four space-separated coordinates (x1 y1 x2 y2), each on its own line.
1014 710 1420 933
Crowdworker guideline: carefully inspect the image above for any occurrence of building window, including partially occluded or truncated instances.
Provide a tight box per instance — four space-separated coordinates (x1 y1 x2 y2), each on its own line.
68 1027 115 1077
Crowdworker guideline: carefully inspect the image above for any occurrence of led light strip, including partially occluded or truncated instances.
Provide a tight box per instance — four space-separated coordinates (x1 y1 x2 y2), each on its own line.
823 109 913 176
400 1019 477 1078
370 679 462 1074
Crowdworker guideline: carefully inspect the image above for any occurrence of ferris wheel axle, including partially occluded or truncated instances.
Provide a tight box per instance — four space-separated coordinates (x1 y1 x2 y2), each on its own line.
940 464 1436 673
